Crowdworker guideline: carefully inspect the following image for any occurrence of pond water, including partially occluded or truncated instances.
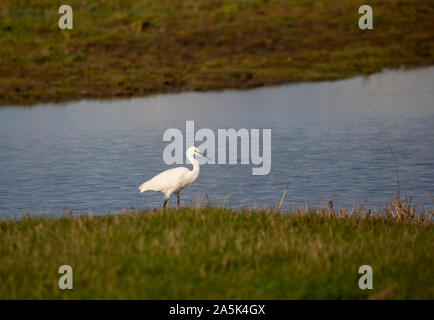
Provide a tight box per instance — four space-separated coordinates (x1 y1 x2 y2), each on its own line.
1 67 433 217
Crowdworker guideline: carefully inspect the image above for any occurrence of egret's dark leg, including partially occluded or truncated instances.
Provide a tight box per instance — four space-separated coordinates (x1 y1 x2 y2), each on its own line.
163 199 168 209
177 193 180 208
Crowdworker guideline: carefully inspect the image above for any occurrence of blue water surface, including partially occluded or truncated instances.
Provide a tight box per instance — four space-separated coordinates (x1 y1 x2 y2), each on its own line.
0 67 433 217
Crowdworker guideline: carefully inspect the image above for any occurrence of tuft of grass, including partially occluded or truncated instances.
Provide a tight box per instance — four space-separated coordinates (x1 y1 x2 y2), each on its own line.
0 202 432 299
0 0 433 106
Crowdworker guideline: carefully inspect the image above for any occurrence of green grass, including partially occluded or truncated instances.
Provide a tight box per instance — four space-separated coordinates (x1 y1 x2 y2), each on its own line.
0 0 433 106
0 207 432 299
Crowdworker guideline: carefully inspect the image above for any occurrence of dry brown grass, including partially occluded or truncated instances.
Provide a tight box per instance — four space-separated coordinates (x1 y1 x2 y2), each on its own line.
0 0 433 106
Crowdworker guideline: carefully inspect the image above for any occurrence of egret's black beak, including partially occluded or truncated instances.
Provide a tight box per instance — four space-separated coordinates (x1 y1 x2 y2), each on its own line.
197 151 213 161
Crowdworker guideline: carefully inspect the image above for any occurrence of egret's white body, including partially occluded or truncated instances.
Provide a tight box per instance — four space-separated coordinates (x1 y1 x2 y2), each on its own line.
138 146 208 208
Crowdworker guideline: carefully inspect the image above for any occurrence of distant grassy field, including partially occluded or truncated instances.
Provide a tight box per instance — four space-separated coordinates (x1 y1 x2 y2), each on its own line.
0 206 432 299
0 0 433 106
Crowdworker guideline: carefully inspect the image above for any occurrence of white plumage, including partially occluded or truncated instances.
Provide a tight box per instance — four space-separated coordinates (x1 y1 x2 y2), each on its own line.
138 146 209 208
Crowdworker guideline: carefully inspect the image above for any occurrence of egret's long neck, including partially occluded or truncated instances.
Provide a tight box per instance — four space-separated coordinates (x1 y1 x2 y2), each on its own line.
187 152 200 181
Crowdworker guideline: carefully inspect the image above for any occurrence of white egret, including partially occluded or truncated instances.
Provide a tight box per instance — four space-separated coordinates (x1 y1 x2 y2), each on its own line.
138 146 211 208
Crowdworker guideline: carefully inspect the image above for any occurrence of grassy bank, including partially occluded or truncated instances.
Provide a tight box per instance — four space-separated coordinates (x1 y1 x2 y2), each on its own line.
0 0 433 106
0 206 432 299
